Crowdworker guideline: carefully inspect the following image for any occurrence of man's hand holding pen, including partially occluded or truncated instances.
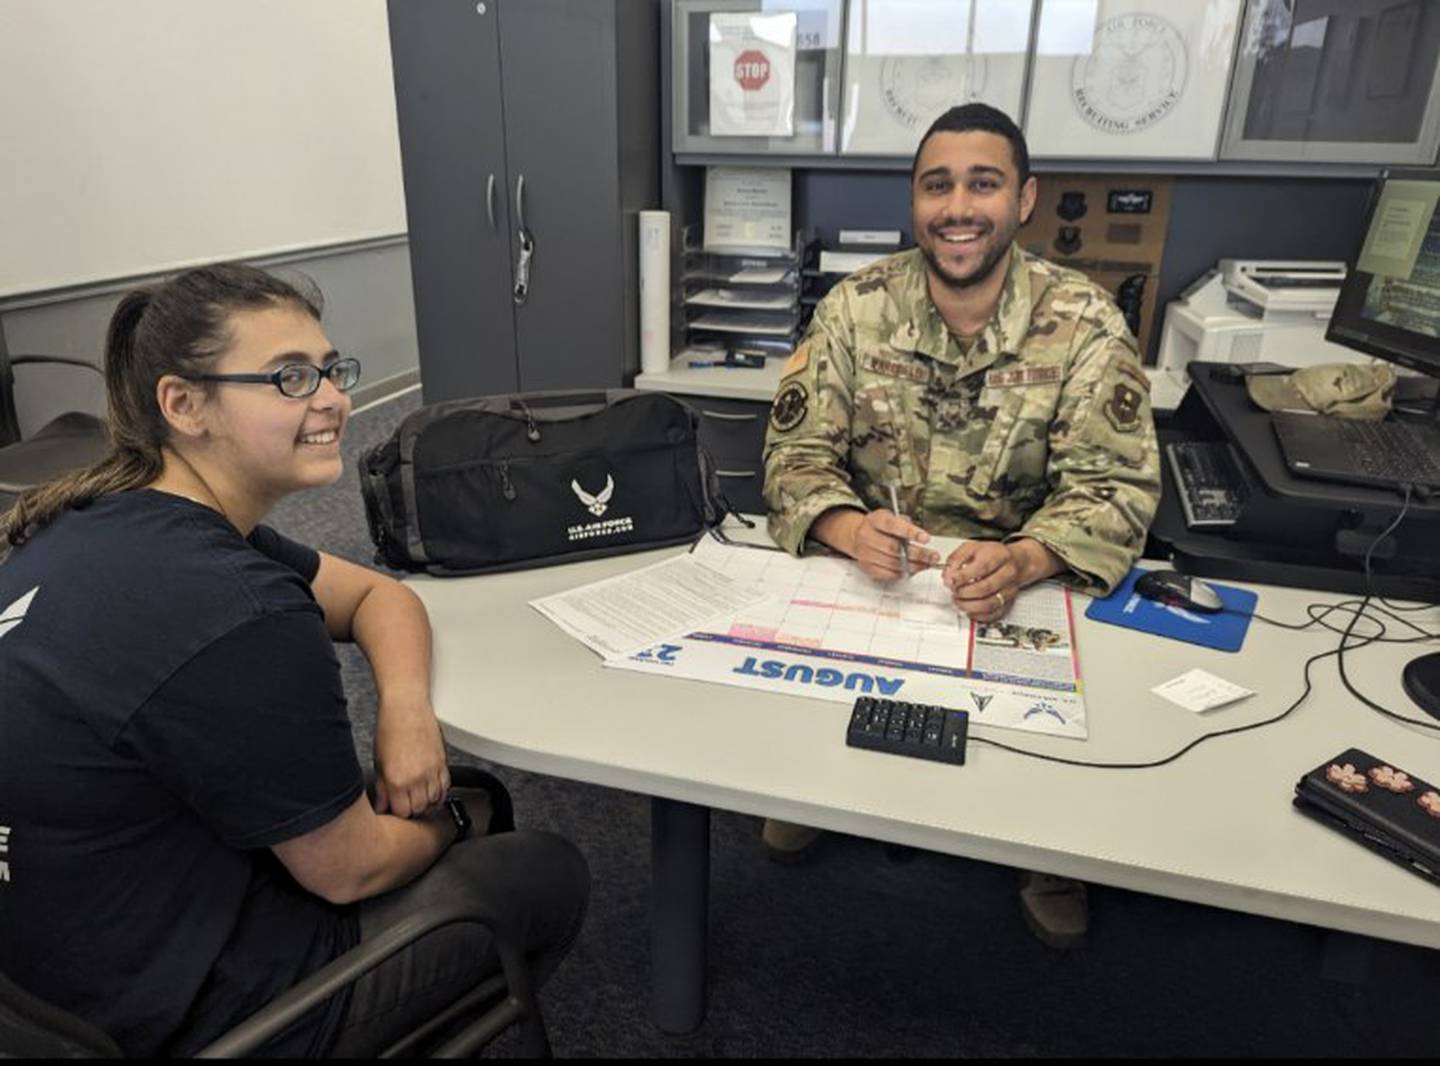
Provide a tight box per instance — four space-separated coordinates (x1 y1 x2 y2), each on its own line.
811 507 939 582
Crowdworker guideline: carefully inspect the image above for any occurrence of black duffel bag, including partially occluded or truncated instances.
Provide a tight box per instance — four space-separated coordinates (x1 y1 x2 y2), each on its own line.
360 389 731 575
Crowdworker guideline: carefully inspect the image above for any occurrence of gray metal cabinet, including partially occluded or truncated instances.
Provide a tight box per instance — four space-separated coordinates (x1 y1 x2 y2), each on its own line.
389 0 659 402
690 395 771 513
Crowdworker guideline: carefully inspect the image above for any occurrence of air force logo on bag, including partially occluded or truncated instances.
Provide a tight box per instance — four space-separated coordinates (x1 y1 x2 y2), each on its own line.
567 474 634 543
0 586 38 640
572 475 615 517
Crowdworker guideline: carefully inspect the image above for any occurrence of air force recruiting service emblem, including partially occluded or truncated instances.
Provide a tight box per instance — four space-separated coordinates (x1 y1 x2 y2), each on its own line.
880 55 986 132
1071 13 1186 134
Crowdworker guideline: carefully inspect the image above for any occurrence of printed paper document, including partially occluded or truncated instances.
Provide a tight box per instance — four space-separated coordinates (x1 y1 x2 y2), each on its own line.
530 553 770 661
609 536 1088 738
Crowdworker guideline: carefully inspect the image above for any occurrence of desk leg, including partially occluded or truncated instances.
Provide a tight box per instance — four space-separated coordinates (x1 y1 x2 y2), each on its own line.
650 797 709 1033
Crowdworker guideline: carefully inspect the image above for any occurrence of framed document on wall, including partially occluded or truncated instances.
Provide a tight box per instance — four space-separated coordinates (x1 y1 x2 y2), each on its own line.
1024 0 1243 160
839 0 1035 157
709 11 799 137
673 0 845 156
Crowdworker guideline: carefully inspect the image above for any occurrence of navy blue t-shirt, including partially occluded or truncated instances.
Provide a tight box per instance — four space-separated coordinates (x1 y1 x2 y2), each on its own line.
0 490 365 1056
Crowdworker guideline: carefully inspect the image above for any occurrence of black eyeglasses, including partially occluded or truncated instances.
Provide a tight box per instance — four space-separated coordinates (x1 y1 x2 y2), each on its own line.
187 356 362 398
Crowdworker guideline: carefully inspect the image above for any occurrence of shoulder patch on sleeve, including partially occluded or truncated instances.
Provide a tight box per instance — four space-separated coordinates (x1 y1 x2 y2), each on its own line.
770 381 809 432
781 344 810 378
1103 381 1144 433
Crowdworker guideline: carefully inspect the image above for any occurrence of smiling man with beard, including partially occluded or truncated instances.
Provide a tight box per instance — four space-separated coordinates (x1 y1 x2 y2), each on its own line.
760 104 1161 948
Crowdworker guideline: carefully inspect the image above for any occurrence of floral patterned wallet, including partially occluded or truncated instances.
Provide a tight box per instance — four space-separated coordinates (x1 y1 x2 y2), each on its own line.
1294 749 1440 886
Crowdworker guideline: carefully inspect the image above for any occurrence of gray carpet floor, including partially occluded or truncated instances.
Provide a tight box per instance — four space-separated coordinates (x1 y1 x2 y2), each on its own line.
265 389 1440 1057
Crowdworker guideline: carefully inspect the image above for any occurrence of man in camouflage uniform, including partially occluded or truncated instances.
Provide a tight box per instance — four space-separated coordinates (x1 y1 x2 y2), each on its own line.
761 104 1161 948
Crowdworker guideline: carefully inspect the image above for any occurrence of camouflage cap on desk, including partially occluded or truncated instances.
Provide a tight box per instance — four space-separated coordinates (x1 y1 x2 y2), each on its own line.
1245 363 1396 420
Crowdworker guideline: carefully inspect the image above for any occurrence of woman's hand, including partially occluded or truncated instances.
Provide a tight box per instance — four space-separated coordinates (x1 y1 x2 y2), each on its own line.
372 700 450 818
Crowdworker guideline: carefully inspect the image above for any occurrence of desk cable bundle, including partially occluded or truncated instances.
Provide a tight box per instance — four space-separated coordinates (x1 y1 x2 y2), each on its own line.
970 485 1440 770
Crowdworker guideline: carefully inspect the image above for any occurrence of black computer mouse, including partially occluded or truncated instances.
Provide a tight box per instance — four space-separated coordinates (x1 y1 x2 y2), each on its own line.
1134 570 1225 613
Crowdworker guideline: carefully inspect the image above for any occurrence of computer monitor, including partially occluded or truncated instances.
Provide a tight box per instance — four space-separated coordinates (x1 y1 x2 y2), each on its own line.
1326 168 1440 721
1326 169 1440 407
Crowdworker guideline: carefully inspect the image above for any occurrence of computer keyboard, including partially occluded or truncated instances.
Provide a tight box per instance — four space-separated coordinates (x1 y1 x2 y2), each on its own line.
845 697 968 765
1165 440 1250 529
1332 419 1440 485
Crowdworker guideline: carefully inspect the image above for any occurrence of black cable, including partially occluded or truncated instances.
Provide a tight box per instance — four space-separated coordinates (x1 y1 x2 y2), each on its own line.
1334 485 1440 732
975 488 1440 766
970 636 1344 769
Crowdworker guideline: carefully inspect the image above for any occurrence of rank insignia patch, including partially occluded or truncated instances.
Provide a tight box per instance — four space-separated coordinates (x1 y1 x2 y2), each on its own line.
1105 382 1144 432
770 381 809 432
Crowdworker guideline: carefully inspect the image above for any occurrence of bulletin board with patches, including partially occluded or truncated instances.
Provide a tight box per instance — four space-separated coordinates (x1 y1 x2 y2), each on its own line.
1019 175 1173 360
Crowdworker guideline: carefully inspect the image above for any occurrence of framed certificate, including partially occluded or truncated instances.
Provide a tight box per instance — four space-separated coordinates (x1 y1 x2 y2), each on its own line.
1024 0 1243 160
840 0 1035 157
703 166 794 252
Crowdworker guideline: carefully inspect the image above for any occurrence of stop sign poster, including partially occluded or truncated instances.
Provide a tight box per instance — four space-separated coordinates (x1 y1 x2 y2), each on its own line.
708 12 797 137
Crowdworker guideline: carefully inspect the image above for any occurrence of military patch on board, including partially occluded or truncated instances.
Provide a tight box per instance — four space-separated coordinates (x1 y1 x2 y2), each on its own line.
1054 226 1083 256
1104 381 1144 433
1057 191 1088 221
770 381 809 432
1107 189 1153 214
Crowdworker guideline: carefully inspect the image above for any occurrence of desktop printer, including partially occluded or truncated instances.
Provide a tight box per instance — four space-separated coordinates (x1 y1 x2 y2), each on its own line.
1151 260 1362 410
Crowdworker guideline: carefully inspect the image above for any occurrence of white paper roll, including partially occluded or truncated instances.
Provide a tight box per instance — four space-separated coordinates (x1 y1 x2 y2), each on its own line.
638 210 671 376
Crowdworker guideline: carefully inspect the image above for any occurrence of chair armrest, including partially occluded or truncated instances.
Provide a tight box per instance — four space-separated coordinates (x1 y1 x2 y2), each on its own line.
194 897 528 1058
9 356 104 378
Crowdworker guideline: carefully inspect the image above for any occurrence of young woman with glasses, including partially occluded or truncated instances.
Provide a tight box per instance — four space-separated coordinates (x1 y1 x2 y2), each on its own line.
0 263 588 1056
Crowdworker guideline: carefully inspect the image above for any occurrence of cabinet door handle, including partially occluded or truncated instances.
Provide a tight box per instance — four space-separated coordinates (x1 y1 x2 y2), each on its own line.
513 227 534 305
715 469 758 478
486 173 496 231
700 409 759 422
515 174 527 231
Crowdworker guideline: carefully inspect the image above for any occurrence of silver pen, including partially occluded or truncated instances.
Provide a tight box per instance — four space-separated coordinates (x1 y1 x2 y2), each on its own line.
887 483 910 578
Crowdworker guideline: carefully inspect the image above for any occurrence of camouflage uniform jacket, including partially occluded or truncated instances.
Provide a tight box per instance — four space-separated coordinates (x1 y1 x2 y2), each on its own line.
762 245 1160 594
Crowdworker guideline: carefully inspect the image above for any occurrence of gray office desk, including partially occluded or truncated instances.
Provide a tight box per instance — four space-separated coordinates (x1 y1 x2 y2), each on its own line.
407 528 1440 1033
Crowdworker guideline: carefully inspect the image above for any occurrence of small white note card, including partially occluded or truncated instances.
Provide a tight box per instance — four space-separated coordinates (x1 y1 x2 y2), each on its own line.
1151 669 1254 713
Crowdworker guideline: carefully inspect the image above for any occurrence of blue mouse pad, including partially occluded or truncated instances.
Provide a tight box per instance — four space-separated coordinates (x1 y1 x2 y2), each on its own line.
1084 568 1257 652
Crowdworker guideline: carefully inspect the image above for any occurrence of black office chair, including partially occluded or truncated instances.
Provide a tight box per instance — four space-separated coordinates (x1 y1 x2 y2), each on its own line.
0 351 111 504
0 898 551 1058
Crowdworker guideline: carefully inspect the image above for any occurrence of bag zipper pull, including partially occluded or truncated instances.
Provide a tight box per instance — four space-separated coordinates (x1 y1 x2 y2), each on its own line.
499 460 517 501
510 398 542 442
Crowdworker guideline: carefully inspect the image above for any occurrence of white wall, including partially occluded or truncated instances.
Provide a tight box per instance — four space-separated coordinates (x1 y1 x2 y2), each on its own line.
0 0 407 297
